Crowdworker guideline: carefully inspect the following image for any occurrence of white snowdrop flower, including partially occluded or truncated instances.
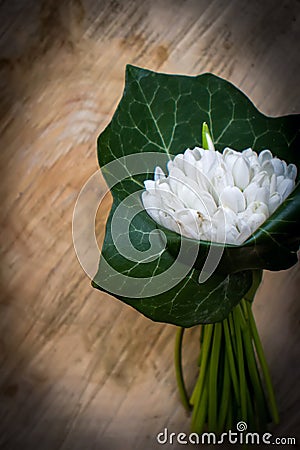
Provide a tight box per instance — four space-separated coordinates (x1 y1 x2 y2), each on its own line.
232 155 251 190
286 163 297 181
277 178 295 200
219 186 246 213
154 166 166 181
270 157 285 176
258 149 273 165
142 136 297 245
269 193 282 215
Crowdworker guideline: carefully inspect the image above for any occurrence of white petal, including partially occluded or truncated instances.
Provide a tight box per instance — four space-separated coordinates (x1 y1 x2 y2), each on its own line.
183 149 197 180
200 149 218 176
201 217 215 240
213 206 239 244
194 162 211 190
159 188 185 211
269 192 282 215
172 153 184 171
192 147 204 160
286 163 297 181
157 179 171 192
254 186 270 205
276 175 284 187
249 160 261 178
224 226 240 245
158 210 178 233
144 179 156 192
247 213 267 233
243 182 257 206
223 147 235 156
251 171 269 187
236 220 252 244
142 192 162 223
168 166 186 195
277 178 294 200
179 185 199 209
232 156 251 190
258 149 273 165
241 201 269 219
219 186 246 213
212 165 234 198
154 166 165 181
271 157 285 176
202 124 215 151
270 174 277 195
194 191 217 216
213 206 237 227
177 184 215 216
282 160 288 176
204 131 215 151
207 135 215 151
173 209 200 240
223 148 240 172
242 148 255 158
242 148 259 175
261 160 275 177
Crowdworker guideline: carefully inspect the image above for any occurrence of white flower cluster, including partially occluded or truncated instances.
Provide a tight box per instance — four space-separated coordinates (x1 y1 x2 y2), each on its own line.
142 145 297 245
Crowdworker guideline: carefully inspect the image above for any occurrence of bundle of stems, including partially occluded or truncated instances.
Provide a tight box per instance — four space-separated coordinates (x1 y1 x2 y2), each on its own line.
174 273 279 434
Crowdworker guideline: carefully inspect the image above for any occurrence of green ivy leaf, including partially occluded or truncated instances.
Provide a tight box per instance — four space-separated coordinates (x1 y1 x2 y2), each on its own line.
92 65 300 327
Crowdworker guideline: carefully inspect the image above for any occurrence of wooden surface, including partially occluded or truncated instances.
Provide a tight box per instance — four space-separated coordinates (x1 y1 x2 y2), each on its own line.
0 0 299 449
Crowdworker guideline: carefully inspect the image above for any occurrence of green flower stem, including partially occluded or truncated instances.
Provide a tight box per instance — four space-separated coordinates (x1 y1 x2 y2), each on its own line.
217 352 230 432
233 306 247 422
174 327 191 412
197 325 204 366
245 385 256 431
194 379 209 434
244 269 263 302
236 303 247 330
245 299 280 424
190 324 213 430
226 396 233 431
176 275 279 434
190 324 213 406
228 313 238 355
208 322 222 431
223 318 240 405
241 297 249 319
237 302 269 428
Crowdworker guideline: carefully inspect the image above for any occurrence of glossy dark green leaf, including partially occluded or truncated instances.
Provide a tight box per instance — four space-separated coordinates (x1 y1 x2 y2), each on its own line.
93 65 300 327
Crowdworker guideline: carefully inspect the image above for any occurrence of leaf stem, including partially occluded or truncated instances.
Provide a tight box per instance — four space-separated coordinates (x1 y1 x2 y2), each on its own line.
174 327 191 412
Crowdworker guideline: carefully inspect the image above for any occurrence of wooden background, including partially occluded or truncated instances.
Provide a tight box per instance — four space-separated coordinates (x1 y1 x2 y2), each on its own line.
0 0 299 449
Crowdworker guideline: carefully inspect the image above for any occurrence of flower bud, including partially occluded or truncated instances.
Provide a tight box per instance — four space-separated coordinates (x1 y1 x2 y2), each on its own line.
232 155 250 190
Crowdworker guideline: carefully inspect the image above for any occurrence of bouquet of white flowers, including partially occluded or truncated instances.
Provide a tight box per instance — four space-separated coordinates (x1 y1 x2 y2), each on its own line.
93 65 300 434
